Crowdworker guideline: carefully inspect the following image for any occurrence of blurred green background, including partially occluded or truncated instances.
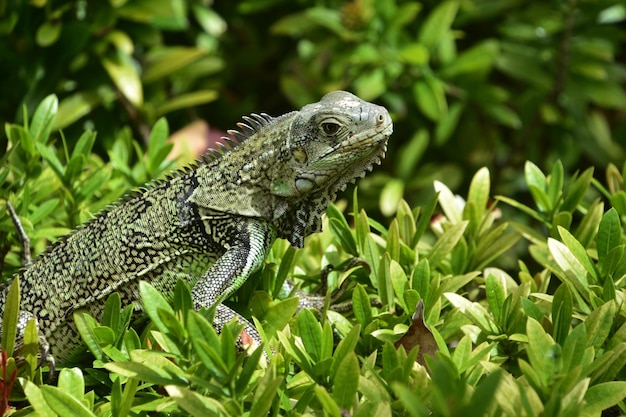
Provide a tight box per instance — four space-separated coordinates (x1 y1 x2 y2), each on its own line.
1 0 625 216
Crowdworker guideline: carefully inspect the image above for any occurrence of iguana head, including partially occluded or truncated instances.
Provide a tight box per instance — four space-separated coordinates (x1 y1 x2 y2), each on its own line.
271 90 393 199
269 91 393 247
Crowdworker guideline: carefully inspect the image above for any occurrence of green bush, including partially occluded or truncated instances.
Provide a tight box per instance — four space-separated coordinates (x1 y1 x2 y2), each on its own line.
2 1 626 415
2 95 626 416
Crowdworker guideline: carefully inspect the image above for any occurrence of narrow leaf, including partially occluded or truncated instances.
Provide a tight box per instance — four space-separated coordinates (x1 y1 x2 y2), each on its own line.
165 385 228 416
547 238 589 296
552 284 573 345
582 382 626 415
332 353 360 409
2 276 20 357
29 94 58 143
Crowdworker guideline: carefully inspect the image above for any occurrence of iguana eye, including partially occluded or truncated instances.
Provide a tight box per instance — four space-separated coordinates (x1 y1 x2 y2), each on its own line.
321 122 340 135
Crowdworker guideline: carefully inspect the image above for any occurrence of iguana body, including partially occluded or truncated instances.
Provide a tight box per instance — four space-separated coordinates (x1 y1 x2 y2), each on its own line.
1 91 392 365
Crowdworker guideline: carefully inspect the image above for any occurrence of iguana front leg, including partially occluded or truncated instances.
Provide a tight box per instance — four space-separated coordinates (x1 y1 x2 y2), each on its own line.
191 218 277 345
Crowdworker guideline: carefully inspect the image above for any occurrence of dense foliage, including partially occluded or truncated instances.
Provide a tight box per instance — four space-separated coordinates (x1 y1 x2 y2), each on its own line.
1 0 624 208
1 0 626 416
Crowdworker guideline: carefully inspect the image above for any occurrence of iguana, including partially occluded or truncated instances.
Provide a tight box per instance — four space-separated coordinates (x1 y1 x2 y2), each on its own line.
1 91 393 369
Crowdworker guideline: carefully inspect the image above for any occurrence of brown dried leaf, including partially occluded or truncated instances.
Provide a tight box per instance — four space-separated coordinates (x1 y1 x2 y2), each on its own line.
394 300 438 368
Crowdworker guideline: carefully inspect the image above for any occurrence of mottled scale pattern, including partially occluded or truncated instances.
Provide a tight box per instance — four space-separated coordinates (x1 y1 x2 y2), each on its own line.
0 91 393 364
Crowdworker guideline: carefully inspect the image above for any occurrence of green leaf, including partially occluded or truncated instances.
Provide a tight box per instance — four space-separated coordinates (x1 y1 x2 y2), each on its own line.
146 117 171 175
143 47 207 83
117 375 138 417
574 200 604 248
414 76 447 121
257 296 299 337
590 343 626 383
418 1 459 51
74 310 104 361
104 350 188 386
445 292 498 334
525 318 560 390
354 68 386 101
547 160 564 208
397 129 429 179
330 324 360 379
57 368 85 401
327 204 358 256
561 168 594 212
557 226 598 283
101 52 143 107
524 161 548 209
399 43 429 65
441 39 499 78
314 386 342 417
102 293 124 339
547 238 589 297
234 345 264 397
36 20 62 47
393 383 429 417
139 280 175 333
414 195 439 247
54 91 101 130
485 274 505 325
352 284 372 327
23 319 39 379
552 284 573 345
487 105 522 130
582 80 626 109
35 142 65 180
467 168 490 221
22 380 58 417
40 386 97 417
435 101 464 145
412 259 431 304
597 208 621 271
70 130 96 162
582 382 626 415
496 196 544 223
298 308 323 362
332 353 360 409
467 370 503 416
380 179 404 217
585 300 615 349
29 94 58 144
117 0 188 30
389 257 408 310
427 221 468 269
434 180 463 223
521 298 544 323
250 367 283 417
165 385 228 416
2 276 20 357
155 90 219 116
187 310 224 374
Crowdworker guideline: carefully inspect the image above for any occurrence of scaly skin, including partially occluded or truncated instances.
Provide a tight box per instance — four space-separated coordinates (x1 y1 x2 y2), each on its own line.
1 91 393 365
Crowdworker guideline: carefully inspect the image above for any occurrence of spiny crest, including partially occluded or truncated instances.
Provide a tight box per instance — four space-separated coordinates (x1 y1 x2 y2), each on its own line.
194 112 274 164
225 113 274 143
163 112 274 176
